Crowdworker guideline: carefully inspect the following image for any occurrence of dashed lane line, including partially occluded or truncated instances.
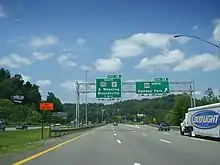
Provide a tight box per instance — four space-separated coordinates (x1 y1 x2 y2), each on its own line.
117 139 122 144
160 139 171 144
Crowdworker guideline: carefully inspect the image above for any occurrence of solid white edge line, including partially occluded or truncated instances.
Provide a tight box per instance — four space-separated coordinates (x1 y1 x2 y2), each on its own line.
191 138 206 141
117 139 122 144
160 139 171 144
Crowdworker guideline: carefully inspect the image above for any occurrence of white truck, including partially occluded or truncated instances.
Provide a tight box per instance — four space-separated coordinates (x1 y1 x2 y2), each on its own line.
180 103 220 139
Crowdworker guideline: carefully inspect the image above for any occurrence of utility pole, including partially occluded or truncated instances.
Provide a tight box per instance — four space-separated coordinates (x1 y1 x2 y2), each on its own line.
85 70 88 126
75 81 78 127
101 109 105 124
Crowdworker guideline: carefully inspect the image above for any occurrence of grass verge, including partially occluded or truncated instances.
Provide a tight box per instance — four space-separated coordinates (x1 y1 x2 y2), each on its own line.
0 128 49 157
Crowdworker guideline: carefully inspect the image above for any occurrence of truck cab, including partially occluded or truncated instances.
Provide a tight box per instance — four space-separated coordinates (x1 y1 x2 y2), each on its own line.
180 113 193 137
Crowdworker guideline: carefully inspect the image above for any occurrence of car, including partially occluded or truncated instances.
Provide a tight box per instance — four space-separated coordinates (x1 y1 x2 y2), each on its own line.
0 120 6 131
16 124 28 130
113 122 118 126
158 122 170 131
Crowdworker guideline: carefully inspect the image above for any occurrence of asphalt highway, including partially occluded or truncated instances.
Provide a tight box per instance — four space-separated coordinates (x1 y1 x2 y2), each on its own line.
12 124 220 165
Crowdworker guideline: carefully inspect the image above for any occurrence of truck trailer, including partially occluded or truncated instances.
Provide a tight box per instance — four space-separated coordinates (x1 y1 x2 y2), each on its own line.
180 103 220 139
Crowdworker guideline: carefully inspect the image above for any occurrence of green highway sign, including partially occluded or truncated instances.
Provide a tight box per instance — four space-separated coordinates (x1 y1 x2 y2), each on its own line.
107 75 121 79
136 81 169 94
154 77 168 81
96 78 122 98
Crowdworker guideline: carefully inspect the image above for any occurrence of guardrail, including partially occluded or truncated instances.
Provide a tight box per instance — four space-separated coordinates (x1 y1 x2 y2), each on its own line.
51 124 105 137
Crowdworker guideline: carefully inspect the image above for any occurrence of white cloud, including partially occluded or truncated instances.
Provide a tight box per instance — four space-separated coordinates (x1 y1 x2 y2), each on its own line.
14 18 21 22
33 52 55 60
76 38 86 46
61 80 85 91
173 53 220 71
0 4 6 18
29 35 59 48
21 74 31 83
212 19 220 42
135 49 185 71
79 65 91 71
0 54 31 68
111 33 189 58
192 25 198 30
57 53 77 68
36 80 51 86
61 81 75 91
94 58 123 72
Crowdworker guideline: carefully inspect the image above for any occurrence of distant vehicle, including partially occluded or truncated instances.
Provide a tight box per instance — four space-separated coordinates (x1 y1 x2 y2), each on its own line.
113 122 118 126
16 124 28 130
180 103 220 138
158 122 170 131
0 119 6 131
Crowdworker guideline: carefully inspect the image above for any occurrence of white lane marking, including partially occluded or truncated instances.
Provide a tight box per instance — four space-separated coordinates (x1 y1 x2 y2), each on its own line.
134 163 141 165
191 138 206 142
142 134 146 136
113 130 115 133
114 133 116 136
117 139 122 144
160 139 171 144
133 131 136 132
163 132 171 135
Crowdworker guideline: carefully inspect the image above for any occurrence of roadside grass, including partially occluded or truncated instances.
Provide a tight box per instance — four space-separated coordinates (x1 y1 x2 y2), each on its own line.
0 128 49 157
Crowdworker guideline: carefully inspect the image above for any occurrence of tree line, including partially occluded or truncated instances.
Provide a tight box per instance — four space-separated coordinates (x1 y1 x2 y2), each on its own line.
0 67 219 126
64 88 220 126
0 68 63 125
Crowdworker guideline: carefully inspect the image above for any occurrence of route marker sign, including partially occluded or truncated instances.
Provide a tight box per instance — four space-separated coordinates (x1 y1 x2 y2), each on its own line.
96 78 121 98
136 81 169 94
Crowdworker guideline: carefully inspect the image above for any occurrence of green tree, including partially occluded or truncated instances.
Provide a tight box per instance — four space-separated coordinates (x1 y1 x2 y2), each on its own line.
201 88 219 105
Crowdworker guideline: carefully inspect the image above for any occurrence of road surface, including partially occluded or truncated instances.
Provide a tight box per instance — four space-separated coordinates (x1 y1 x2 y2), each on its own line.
12 124 220 165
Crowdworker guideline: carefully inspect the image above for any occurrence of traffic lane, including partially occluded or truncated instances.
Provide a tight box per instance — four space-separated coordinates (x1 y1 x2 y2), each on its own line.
17 124 142 165
117 124 220 165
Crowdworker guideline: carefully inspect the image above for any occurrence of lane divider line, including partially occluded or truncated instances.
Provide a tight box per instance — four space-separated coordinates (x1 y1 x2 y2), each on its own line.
134 163 141 165
12 130 95 165
114 133 116 136
142 134 146 136
160 139 171 144
133 131 136 133
163 132 171 135
117 139 122 144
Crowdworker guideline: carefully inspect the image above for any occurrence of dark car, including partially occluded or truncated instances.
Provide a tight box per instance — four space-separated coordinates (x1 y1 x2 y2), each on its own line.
0 120 6 131
158 122 170 131
16 124 28 130
113 122 118 126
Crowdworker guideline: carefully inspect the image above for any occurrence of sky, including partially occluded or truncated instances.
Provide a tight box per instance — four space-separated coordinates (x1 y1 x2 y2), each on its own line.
0 0 220 103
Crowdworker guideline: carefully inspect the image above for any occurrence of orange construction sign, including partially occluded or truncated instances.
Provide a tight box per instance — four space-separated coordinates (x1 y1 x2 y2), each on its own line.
40 103 54 111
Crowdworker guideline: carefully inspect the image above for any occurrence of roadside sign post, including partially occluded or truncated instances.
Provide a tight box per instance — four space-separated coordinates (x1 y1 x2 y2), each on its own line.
136 81 170 95
40 103 54 139
96 76 122 99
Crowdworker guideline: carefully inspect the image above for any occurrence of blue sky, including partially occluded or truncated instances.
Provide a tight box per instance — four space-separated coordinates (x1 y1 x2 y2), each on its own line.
0 0 220 103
